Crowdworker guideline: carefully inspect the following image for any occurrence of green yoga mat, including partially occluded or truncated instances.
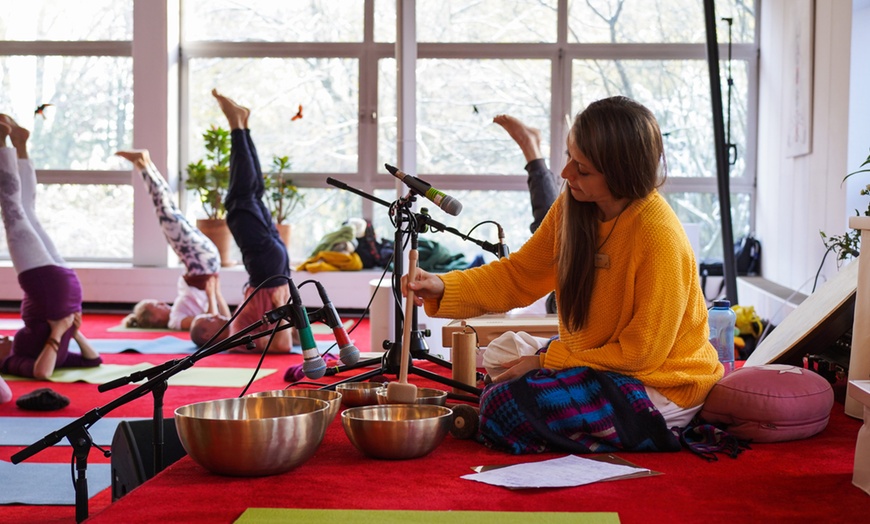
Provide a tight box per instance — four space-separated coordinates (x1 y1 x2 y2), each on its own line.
235 509 620 524
1 363 276 387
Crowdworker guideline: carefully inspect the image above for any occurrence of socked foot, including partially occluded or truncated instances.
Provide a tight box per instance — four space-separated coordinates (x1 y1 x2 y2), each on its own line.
115 150 151 170
212 89 250 130
493 114 543 163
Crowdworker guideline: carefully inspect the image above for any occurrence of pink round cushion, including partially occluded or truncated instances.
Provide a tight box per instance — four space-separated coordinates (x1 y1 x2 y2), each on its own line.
700 364 834 443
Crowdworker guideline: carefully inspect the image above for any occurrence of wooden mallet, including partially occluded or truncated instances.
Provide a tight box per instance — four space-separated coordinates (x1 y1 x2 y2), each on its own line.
386 248 419 404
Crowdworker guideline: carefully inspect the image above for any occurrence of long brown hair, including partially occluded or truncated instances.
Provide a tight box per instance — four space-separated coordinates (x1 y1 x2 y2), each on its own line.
557 96 666 331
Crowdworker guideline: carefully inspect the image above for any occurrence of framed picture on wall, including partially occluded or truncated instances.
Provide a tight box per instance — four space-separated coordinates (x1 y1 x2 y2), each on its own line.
784 0 814 158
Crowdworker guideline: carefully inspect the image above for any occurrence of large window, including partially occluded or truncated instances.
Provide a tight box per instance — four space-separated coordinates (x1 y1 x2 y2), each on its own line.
1 0 758 266
0 0 134 261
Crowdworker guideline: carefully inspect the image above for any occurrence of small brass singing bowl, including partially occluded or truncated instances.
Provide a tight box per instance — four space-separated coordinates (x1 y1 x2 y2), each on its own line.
174 396 329 477
335 382 384 407
375 386 448 406
341 404 453 460
245 388 342 427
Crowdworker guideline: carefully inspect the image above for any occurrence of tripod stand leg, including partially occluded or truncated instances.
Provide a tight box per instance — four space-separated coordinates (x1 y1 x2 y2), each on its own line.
69 427 93 523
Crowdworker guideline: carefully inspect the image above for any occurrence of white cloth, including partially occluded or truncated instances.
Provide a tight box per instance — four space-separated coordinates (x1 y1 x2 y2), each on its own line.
167 276 209 330
484 330 701 429
482 330 550 377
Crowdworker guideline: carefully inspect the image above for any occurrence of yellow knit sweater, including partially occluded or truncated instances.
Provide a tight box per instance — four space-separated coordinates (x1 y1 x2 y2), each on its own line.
425 190 722 408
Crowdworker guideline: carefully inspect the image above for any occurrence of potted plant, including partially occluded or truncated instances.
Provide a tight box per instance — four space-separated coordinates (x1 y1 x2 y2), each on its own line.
264 154 305 249
185 126 234 266
820 149 870 261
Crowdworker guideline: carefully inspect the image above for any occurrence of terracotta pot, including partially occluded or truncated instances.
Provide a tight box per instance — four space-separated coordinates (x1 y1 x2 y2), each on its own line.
196 218 236 267
276 223 292 250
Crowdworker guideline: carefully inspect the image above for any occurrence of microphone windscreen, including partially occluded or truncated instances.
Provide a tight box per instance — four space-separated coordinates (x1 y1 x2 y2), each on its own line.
302 357 327 379
339 344 360 366
441 195 462 216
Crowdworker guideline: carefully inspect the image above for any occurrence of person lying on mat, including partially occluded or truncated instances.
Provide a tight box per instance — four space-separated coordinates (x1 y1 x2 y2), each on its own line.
0 115 102 380
403 96 721 455
189 89 293 354
115 149 232 345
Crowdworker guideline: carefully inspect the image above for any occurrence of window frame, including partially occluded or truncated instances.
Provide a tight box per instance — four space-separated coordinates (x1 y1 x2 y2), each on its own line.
1 0 759 264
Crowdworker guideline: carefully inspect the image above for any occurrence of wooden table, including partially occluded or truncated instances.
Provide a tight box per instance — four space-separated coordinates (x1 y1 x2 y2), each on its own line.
441 314 559 348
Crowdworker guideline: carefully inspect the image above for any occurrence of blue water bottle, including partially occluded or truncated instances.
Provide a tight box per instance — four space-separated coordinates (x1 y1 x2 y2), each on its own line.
708 299 737 376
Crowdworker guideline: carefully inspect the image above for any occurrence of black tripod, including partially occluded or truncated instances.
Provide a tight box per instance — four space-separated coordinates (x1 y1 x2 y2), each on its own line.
322 178 496 402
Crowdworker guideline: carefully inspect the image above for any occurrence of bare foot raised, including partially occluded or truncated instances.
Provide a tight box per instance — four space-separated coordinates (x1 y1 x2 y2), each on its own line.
212 89 250 130
493 114 543 163
0 115 30 159
0 121 9 145
115 149 152 170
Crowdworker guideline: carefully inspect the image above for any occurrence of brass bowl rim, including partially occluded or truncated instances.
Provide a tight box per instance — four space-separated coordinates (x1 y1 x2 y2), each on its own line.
335 382 385 390
341 403 453 420
174 396 329 422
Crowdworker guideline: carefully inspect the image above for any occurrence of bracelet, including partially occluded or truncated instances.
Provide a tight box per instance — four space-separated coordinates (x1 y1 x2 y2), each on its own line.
46 337 60 352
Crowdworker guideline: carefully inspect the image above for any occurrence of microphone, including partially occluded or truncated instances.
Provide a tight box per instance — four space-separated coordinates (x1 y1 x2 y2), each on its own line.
496 224 510 258
288 280 326 379
385 163 463 216
313 281 360 366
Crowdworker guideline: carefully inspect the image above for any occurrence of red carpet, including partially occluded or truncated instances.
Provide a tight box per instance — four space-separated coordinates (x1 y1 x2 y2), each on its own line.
1 312 867 523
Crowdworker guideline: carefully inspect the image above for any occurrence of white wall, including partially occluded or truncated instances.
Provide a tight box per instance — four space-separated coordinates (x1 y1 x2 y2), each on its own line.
755 0 854 296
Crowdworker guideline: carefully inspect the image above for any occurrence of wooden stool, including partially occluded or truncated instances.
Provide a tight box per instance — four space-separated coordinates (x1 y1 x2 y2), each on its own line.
848 380 870 495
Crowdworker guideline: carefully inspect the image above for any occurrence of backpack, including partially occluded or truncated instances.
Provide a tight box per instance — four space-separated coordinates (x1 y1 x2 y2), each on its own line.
354 220 393 269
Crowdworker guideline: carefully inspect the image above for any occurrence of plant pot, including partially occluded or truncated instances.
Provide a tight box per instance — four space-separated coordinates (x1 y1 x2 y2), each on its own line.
276 223 292 250
196 218 236 267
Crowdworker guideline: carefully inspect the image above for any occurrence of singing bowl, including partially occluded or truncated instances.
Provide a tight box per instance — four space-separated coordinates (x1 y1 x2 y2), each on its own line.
375 386 448 406
335 382 384 407
174 396 329 477
341 404 453 460
245 388 342 427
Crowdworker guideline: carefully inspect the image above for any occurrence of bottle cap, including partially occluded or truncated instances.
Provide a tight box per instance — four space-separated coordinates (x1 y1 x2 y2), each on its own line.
712 299 731 308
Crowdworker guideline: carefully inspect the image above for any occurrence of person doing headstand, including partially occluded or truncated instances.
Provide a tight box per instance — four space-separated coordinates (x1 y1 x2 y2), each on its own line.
0 115 101 380
493 114 560 235
404 96 721 455
115 149 231 345
192 89 293 353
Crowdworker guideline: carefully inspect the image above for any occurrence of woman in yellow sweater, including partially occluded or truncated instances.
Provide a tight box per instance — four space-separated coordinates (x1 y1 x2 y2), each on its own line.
405 96 722 454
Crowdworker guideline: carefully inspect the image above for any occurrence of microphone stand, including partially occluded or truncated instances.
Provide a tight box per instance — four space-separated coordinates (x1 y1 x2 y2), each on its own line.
10 313 295 523
323 177 493 402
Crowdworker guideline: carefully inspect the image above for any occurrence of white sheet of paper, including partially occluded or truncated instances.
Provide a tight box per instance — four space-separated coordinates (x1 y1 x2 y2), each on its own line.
461 455 650 489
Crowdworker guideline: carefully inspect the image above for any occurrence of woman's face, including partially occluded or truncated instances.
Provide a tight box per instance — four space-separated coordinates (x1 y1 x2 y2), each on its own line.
560 130 614 206
143 301 171 325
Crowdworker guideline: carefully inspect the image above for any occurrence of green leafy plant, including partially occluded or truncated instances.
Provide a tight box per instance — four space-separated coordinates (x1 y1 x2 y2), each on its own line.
185 126 230 220
820 148 870 261
264 155 304 225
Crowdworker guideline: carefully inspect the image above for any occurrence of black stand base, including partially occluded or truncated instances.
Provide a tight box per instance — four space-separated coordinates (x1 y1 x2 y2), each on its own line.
322 334 483 403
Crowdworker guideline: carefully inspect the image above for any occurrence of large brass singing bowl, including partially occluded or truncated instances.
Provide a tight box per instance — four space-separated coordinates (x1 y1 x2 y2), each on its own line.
341 404 453 460
174 396 329 477
246 388 342 428
335 382 384 407
375 386 448 406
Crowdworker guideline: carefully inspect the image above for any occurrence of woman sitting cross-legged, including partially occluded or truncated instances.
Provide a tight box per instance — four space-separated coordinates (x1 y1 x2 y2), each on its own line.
403 96 723 455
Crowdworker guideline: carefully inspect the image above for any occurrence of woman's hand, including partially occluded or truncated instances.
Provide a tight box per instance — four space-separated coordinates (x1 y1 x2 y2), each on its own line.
490 355 542 384
401 268 445 307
